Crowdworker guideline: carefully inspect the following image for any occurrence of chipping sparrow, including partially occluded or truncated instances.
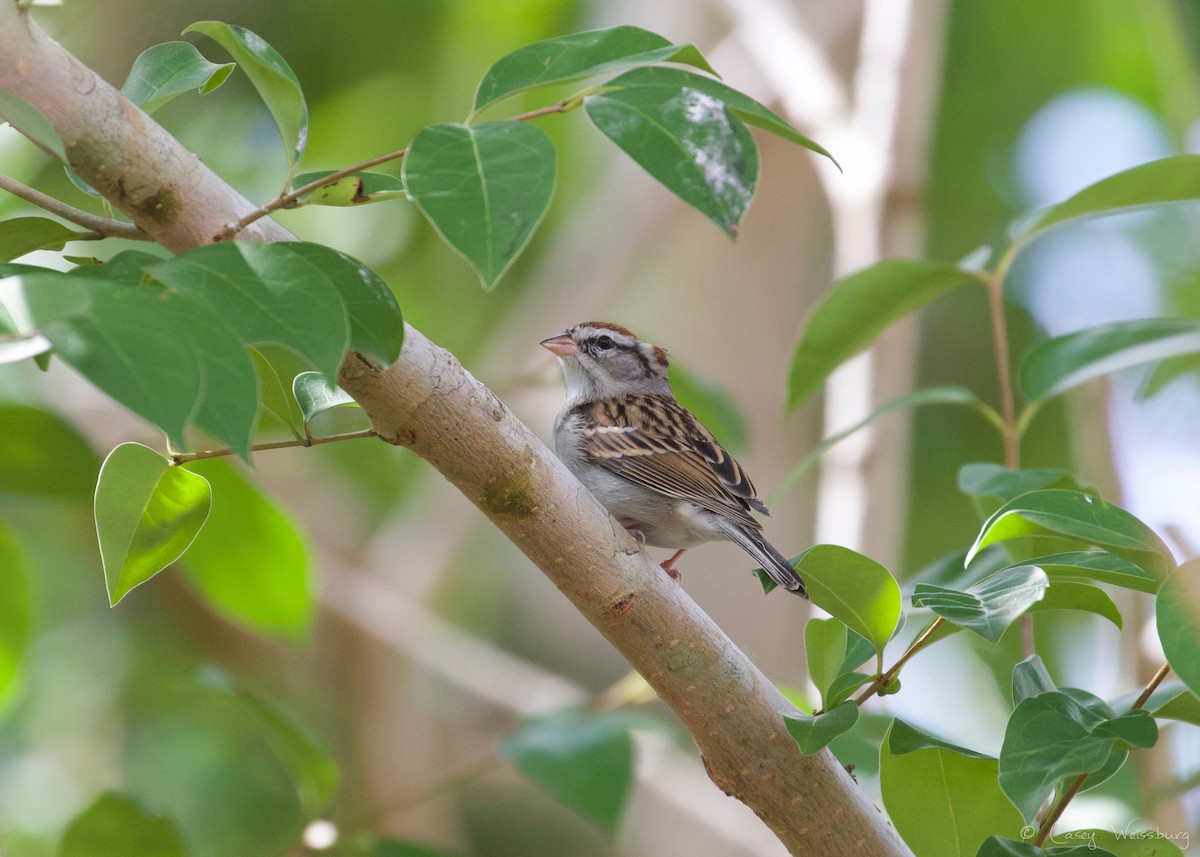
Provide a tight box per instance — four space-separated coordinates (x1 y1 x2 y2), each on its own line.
541 321 807 597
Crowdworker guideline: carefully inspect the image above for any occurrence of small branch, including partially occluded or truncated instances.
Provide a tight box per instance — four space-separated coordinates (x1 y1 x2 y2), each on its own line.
985 271 1019 470
0 173 148 240
855 617 944 705
216 99 577 241
1035 661 1172 845
168 428 376 465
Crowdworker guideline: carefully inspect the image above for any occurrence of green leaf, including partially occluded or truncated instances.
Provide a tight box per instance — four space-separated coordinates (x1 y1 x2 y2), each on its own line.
1021 319 1200 402
1144 683 1200 727
880 721 1024 857
148 242 350 382
1156 559 1200 698
1023 154 1200 239
121 40 235 113
60 792 187 857
0 404 98 498
958 463 1095 505
975 836 1042 857
913 565 1049 644
764 544 900 657
1013 551 1157 593
804 618 847 708
824 671 872 708
374 842 468 857
184 22 307 179
585 78 758 237
180 460 313 636
0 93 67 160
787 260 983 409
601 67 837 163
95 443 212 606
290 170 406 206
668 362 748 452
280 243 403 365
292 371 358 431
0 520 32 707
1027 580 1122 629
43 280 204 444
966 490 1175 581
250 346 302 434
1013 655 1056 706
0 217 88 262
500 708 633 834
777 387 984 497
403 121 555 289
472 25 717 115
1056 829 1184 857
999 690 1157 821
782 701 859 754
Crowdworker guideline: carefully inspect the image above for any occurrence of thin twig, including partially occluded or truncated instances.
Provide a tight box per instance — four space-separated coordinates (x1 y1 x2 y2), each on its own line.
985 270 1018 470
855 617 944 705
216 99 577 241
1034 661 1172 845
169 428 376 465
0 173 148 239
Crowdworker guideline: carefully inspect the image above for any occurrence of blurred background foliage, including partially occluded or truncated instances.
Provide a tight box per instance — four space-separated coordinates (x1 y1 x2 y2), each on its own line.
1 0 1198 855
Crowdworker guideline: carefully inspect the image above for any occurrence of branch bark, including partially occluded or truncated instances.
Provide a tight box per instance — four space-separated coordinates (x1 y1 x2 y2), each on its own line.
0 4 911 853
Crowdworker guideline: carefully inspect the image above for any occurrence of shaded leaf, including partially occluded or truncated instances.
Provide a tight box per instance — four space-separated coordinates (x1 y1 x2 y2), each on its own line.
1028 580 1122 629
0 217 87 262
0 93 66 160
250 346 302 434
185 22 307 178
290 170 405 206
148 242 349 382
472 25 717 114
403 121 555 289
0 520 32 708
293 371 359 431
1057 829 1183 857
782 701 859 755
967 490 1175 581
1013 655 1056 706
0 404 97 498
60 792 186 857
788 260 983 409
95 443 211 605
824 671 872 708
668 362 748 452
500 708 634 834
121 40 235 113
586 78 758 236
999 690 1157 821
1021 319 1200 402
181 460 314 637
1156 559 1200 698
374 841 468 857
1023 154 1200 239
1013 551 1157 594
881 721 1024 857
958 463 1095 505
912 565 1049 644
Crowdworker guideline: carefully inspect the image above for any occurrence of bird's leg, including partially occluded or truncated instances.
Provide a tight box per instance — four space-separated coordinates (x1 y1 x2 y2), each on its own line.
659 548 686 580
618 518 646 549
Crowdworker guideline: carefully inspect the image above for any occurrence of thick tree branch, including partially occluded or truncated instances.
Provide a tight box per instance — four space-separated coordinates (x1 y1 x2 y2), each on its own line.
0 4 910 853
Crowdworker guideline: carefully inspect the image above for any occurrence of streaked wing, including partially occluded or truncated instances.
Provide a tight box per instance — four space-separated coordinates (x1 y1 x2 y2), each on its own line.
575 394 767 524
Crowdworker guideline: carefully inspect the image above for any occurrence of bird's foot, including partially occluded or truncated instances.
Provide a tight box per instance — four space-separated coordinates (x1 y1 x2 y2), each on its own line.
659 548 686 580
618 519 646 549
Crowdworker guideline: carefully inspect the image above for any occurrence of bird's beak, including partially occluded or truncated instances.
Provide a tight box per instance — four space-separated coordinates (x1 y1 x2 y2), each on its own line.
540 333 577 357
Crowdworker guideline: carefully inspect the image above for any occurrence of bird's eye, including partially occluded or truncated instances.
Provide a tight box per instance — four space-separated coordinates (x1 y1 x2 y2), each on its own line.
594 335 615 351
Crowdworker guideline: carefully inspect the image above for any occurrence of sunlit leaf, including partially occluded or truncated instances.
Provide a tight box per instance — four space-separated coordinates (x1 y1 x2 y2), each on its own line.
95 443 212 606
1156 559 1200 698
184 22 307 179
472 25 717 114
804 618 847 709
1021 319 1200 402
0 217 88 262
0 520 32 708
788 260 983 409
404 121 555 289
782 701 859 755
1028 580 1122 629
121 41 235 113
290 170 405 206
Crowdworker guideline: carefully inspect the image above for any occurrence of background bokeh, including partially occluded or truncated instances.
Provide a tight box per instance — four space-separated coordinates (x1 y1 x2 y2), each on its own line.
1 1 1198 854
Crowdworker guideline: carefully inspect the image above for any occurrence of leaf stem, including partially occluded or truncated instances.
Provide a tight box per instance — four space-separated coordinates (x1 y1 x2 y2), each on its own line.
217 99 577 241
0 173 149 240
169 428 376 465
854 617 944 705
1034 660 1171 845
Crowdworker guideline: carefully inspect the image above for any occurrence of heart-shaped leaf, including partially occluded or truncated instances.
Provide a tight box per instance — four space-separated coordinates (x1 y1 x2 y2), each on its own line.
185 22 307 179
912 565 1049 644
121 40 235 113
1021 319 1200 402
788 260 983 409
96 442 212 605
472 26 717 115
403 121 555 289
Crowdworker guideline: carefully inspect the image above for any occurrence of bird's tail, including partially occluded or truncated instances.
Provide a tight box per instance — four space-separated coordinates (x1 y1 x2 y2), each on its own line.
726 525 807 598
